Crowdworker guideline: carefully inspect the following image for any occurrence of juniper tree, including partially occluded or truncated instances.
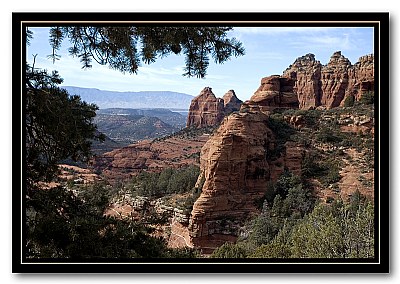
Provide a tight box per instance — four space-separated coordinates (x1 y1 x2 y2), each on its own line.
25 62 104 191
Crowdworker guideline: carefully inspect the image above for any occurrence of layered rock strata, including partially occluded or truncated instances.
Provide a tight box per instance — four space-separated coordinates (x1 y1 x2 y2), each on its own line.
320 51 352 108
188 112 275 251
283 51 374 109
283 53 322 109
240 75 299 114
345 54 374 102
186 87 243 128
185 79 301 252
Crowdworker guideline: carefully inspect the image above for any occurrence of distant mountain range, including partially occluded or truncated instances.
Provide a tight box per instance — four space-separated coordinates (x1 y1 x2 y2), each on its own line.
63 86 194 110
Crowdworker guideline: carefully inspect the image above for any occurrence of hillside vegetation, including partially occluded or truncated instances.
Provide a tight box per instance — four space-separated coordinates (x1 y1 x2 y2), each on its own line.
94 114 178 144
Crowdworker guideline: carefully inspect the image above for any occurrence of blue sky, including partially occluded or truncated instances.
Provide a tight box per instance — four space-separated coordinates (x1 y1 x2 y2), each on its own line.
26 26 374 102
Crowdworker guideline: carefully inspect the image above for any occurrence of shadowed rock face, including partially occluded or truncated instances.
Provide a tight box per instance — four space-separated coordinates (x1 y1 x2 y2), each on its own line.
345 54 375 103
222 90 242 114
186 87 243 128
186 87 225 128
320 51 352 108
283 51 374 109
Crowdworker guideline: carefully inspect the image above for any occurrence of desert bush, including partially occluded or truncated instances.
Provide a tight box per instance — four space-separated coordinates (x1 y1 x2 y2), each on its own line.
129 165 200 198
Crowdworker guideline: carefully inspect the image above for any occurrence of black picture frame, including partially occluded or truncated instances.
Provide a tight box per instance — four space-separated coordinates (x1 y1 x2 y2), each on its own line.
12 12 390 274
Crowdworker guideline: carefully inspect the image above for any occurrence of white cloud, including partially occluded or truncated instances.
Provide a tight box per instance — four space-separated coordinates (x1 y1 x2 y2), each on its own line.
232 27 370 54
206 74 230 80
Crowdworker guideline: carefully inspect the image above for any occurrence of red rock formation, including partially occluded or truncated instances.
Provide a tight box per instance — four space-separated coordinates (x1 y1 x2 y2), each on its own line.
222 90 242 114
241 75 299 114
282 51 374 109
344 54 374 103
186 112 305 252
320 51 352 108
283 53 322 109
188 112 275 251
186 87 226 128
183 75 301 252
186 87 243 128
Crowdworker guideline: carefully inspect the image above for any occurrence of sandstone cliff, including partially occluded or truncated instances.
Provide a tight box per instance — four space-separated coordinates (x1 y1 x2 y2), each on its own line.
186 87 243 128
240 75 299 114
283 51 374 109
283 53 322 109
188 112 274 250
222 90 242 113
184 79 301 252
345 54 374 103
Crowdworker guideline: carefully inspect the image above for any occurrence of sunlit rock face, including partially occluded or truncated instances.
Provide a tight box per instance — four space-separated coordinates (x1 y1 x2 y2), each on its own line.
283 51 374 109
186 87 243 128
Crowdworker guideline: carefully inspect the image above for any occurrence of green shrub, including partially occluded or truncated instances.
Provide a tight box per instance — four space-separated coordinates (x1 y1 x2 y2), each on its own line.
359 91 374 105
210 242 248 258
343 95 355 107
129 165 200 198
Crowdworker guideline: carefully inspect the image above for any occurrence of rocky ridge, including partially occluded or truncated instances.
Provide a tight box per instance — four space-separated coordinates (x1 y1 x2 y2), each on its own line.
283 51 374 109
240 75 299 114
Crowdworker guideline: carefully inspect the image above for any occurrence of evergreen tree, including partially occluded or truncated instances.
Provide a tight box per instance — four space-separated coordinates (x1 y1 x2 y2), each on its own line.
290 204 345 258
343 94 355 107
210 242 247 258
25 63 104 192
359 91 374 105
41 26 245 78
249 222 293 258
289 196 374 259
